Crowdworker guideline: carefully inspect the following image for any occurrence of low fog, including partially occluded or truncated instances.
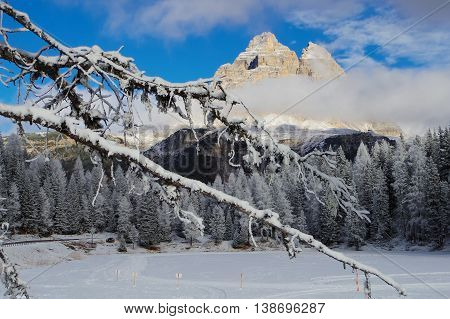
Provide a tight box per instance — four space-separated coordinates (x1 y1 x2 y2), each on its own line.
230 65 450 135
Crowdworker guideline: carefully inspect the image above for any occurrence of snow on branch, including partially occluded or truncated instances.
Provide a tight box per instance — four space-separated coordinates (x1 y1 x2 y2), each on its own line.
0 2 404 296
0 223 30 299
0 103 406 296
0 0 364 221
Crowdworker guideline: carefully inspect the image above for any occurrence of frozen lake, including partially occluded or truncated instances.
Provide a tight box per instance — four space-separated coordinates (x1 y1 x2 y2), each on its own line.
6 248 450 299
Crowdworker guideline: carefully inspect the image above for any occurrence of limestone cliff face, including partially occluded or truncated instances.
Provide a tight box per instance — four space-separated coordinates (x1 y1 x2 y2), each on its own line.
297 42 344 80
215 32 344 88
215 32 300 88
213 32 401 137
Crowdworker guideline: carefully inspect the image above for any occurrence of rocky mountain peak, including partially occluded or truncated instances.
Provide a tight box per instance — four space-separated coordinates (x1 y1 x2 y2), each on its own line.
298 42 345 80
214 33 344 88
214 32 300 88
247 32 277 49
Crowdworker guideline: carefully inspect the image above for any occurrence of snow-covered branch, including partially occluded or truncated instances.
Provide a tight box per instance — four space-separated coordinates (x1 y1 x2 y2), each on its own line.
0 1 406 296
0 103 406 296
0 1 365 220
0 223 30 299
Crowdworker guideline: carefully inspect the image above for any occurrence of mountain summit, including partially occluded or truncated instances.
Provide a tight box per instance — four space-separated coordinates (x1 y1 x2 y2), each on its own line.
214 32 344 88
298 42 344 80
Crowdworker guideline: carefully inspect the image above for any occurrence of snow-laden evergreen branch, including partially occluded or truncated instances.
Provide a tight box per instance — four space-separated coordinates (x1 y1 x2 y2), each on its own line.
0 222 29 298
0 103 406 296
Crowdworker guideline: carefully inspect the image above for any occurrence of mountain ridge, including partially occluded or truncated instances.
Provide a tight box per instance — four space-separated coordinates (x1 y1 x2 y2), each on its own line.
214 32 344 88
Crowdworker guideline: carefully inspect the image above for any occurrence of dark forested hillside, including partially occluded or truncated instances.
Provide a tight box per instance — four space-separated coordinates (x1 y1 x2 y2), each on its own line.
0 126 449 250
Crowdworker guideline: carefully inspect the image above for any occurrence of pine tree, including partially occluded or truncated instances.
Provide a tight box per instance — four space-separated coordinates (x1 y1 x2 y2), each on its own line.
4 183 20 233
371 168 391 241
3 135 25 185
424 158 444 248
345 200 367 250
210 205 225 244
270 176 294 225
72 157 86 190
316 185 339 245
392 141 409 236
117 196 132 241
224 211 233 241
137 194 160 247
336 146 352 184
249 172 273 210
0 133 5 167
79 194 91 233
21 168 41 233
353 142 373 212
44 159 67 232
437 181 449 248
66 174 82 233
38 188 52 236
231 170 252 247
158 202 172 242
405 175 426 243
130 225 139 249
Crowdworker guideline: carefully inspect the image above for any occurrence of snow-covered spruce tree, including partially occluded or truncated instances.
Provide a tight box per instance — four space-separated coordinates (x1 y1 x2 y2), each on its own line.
232 170 252 248
317 185 339 246
117 195 132 243
65 174 82 233
270 175 294 226
423 158 445 248
4 183 20 233
136 193 160 247
392 140 409 237
0 1 406 296
371 168 391 241
438 181 449 246
44 159 68 234
39 188 53 236
224 211 234 241
353 142 373 214
158 202 172 242
210 205 226 244
344 199 367 250
405 145 427 244
281 167 308 233
130 225 139 249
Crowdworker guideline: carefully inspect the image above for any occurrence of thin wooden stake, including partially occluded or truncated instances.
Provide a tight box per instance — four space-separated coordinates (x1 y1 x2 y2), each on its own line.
355 270 360 292
132 272 137 287
240 273 243 289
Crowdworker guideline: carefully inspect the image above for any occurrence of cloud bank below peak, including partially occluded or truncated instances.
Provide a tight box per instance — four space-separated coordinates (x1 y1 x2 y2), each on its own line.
230 65 450 135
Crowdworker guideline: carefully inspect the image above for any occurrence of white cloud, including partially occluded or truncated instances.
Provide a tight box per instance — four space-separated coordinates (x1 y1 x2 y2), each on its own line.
53 0 450 68
230 66 450 135
288 1 450 67
53 0 365 40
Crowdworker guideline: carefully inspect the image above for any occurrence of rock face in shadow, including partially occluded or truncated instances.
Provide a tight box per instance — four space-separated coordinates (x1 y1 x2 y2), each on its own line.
296 131 396 161
144 128 249 184
145 128 396 183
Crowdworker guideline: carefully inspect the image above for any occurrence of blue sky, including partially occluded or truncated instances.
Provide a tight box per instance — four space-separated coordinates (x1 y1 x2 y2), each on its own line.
1 0 449 134
9 0 450 81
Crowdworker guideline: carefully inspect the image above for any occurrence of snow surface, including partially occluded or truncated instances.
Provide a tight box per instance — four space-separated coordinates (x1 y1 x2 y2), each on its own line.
1 243 449 299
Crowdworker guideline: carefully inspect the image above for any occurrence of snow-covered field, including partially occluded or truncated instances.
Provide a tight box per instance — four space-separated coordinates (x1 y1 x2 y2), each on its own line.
2 242 449 299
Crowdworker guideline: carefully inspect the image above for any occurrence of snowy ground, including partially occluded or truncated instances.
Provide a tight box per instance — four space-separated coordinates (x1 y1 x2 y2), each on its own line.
1 240 449 299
